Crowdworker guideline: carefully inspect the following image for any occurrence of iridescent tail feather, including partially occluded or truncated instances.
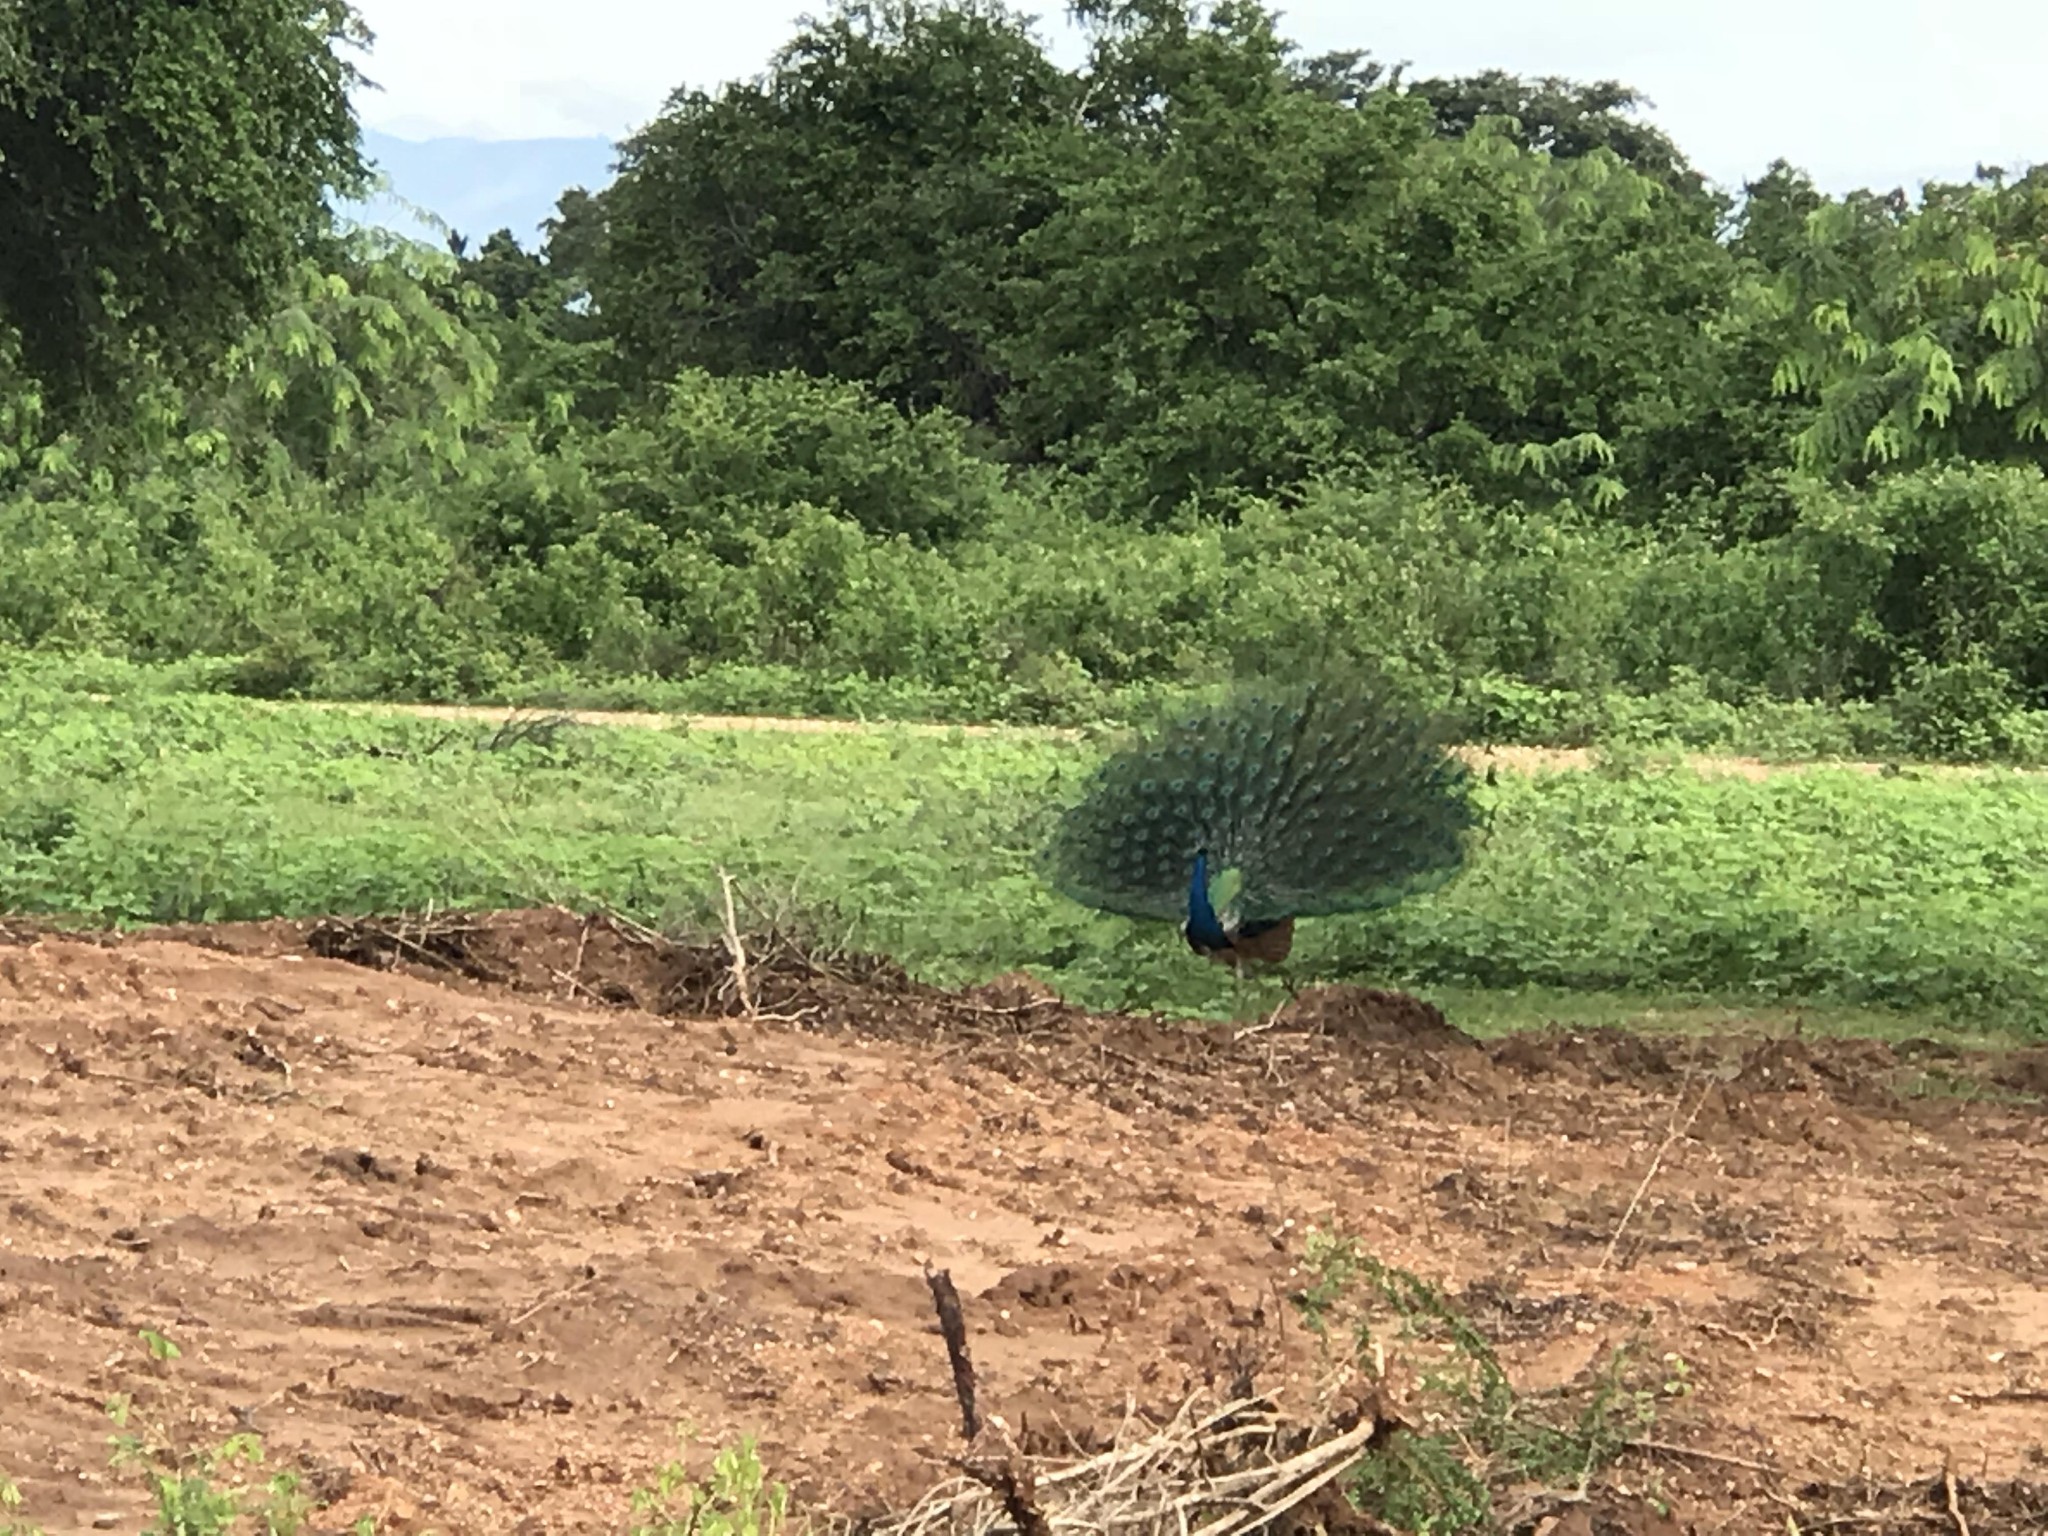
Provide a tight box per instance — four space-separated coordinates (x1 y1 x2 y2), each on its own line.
1043 678 1475 963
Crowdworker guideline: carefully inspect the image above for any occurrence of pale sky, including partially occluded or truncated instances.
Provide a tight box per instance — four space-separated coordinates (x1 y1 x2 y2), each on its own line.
346 1 2043 197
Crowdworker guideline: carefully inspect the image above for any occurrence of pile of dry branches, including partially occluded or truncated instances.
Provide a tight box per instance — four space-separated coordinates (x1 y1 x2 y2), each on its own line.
875 1391 1382 1536
877 1269 1386 1536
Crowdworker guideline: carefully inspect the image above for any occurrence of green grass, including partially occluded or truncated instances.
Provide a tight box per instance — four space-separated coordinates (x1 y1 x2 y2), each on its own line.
1424 986 2020 1051
4 676 2048 1035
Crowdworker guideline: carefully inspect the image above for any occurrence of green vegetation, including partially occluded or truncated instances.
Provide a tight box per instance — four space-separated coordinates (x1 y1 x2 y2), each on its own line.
3 2 2048 757
1 1327 371 1536
6 681 2048 1032
631 1429 794 1536
0 0 368 407
1292 1226 1686 1533
0 1477 34 1536
0 1326 791 1536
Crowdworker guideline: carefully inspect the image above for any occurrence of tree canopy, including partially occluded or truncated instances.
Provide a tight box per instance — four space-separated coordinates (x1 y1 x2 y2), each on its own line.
7 0 2048 759
0 0 371 410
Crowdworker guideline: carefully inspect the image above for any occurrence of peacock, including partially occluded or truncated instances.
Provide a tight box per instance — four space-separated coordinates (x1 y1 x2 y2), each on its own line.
1042 679 1477 972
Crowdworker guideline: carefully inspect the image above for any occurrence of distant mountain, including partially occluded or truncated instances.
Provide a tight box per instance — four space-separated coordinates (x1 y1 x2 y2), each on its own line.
337 129 620 251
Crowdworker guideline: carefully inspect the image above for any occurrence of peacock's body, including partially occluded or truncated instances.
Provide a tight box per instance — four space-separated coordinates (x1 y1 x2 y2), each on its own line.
1043 680 1476 968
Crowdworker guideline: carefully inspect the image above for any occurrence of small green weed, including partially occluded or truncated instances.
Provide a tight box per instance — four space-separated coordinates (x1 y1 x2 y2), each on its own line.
629 1424 795 1536
1293 1228 1682 1535
1 1473 41 1536
96 1328 346 1536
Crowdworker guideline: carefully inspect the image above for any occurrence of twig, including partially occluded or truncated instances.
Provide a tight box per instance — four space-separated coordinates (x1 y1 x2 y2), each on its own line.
594 905 668 949
960 1424 1054 1536
1629 1437 1776 1474
507 1266 599 1327
1762 1489 1889 1529
1694 1312 1786 1352
1944 1460 1971 1536
716 867 755 1018
924 1265 979 1441
7 1365 104 1410
564 912 593 1001
1231 999 1288 1042
546 965 600 1003
1599 1078 1712 1271
1183 1415 1381 1536
960 998 1069 1019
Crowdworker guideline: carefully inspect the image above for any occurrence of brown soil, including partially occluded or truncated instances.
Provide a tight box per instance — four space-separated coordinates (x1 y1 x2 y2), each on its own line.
2 909 2045 1534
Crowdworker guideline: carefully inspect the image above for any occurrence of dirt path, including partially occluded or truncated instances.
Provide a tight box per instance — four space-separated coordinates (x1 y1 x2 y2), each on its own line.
278 697 2010 781
2 910 2044 1533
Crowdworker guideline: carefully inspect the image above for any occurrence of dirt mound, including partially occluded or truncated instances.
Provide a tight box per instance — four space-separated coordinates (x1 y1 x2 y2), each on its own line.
1489 1024 1692 1086
1 907 2044 1535
1991 1045 2048 1098
1271 982 1476 1049
232 906 2032 1136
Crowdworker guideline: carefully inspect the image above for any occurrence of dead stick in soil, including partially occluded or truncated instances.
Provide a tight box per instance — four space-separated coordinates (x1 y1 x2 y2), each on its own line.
924 1265 979 1441
508 1266 599 1327
1629 1438 1776 1474
1599 1077 1712 1272
1944 1460 1971 1536
1953 1386 2048 1404
717 867 755 1018
564 912 593 1001
962 1438 1053 1536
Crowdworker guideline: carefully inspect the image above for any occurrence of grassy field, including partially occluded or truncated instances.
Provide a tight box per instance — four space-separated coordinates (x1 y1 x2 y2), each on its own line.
4 676 2048 1037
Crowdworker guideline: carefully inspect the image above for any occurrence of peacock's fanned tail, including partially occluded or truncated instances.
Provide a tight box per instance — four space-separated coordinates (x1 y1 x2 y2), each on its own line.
1043 679 1476 926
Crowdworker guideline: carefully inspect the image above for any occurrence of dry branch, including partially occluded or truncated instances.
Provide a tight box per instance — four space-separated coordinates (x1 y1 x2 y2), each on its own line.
925 1266 980 1442
876 1389 1383 1536
1600 1076 1712 1271
717 866 756 1018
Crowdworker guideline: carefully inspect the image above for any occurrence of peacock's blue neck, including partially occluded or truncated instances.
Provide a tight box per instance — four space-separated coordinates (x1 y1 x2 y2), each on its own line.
1186 849 1230 949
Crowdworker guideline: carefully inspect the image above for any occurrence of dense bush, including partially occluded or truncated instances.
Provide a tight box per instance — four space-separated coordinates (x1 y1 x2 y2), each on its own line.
13 353 2048 754
6 0 2048 762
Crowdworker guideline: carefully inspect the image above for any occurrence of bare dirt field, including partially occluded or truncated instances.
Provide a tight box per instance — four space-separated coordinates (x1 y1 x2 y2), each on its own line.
3 909 2046 1534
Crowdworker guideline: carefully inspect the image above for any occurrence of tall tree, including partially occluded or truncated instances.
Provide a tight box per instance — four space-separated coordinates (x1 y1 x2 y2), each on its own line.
595 0 1069 425
0 0 371 411
1768 167 2048 477
1731 159 1828 271
1003 1 1736 514
1408 70 1711 205
464 213 622 430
